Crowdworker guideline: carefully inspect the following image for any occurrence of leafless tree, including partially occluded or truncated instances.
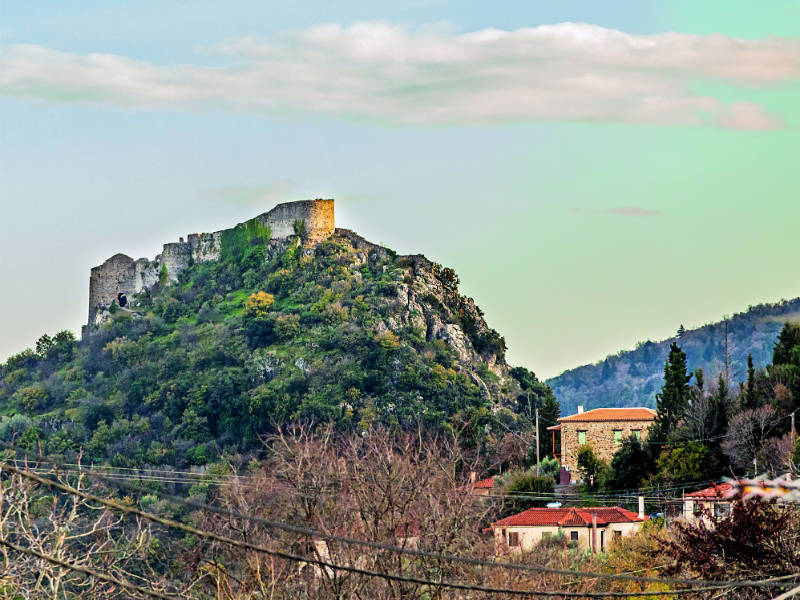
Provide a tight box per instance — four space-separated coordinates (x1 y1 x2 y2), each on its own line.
722 406 784 474
0 461 179 599
191 426 505 599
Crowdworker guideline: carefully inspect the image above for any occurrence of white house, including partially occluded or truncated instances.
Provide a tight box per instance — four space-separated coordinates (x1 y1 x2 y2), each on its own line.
681 482 738 523
491 506 648 553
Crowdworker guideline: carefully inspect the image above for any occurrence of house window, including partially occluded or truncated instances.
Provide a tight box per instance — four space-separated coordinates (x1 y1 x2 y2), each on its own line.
714 503 730 518
578 431 587 445
613 530 622 540
631 430 641 440
508 532 520 547
542 532 551 540
613 430 623 444
693 503 702 517
570 531 579 542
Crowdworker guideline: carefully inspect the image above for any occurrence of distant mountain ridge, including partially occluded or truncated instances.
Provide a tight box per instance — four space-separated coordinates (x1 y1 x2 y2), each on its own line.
546 298 800 415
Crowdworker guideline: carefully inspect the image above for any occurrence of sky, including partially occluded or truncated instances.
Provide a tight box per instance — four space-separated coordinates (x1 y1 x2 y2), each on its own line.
1 1 799 379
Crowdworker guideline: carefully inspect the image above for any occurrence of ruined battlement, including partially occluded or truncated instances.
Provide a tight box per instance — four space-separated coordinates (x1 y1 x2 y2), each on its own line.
87 199 335 324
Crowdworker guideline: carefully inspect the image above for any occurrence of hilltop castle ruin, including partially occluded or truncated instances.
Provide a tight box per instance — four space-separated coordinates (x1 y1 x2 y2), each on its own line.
88 198 334 324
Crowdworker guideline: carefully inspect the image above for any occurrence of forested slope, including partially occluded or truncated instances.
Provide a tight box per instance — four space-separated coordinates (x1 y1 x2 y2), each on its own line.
548 298 800 414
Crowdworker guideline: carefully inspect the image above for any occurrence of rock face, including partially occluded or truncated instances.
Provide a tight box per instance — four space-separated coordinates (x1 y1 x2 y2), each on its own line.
335 228 511 398
88 199 335 324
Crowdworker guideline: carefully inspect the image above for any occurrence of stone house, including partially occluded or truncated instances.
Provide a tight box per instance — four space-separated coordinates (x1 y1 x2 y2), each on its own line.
491 506 648 554
547 407 656 476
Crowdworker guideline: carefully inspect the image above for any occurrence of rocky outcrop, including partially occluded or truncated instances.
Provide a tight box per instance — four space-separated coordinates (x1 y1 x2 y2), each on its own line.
328 231 512 402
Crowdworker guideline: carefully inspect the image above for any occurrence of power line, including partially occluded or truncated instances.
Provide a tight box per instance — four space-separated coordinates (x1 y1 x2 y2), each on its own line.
0 537 179 600
0 461 717 599
2 460 790 594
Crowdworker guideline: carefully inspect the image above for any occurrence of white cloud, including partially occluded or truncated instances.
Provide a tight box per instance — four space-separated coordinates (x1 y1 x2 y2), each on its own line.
1 22 798 128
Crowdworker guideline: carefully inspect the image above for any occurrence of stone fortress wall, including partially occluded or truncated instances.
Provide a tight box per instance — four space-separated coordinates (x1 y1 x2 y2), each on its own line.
88 199 335 324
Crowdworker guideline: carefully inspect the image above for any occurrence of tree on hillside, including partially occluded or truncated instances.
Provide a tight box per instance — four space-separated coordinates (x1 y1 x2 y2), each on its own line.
510 366 560 459
650 343 692 443
743 353 759 410
604 435 652 491
651 441 720 487
722 405 785 474
577 445 608 492
773 322 800 366
706 374 731 446
771 322 800 411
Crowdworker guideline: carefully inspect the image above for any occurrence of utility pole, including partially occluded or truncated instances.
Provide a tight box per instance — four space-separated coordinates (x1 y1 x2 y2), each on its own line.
535 407 541 477
792 410 796 439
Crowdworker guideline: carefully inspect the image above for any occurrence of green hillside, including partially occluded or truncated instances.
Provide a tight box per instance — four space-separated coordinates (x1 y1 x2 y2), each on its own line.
547 299 800 414
0 226 556 467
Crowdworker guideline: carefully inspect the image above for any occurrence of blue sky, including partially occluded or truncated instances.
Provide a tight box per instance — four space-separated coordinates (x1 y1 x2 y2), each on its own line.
1 1 799 378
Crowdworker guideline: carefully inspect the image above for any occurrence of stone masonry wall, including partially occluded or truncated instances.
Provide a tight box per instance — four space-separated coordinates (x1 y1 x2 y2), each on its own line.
188 232 222 263
161 242 192 283
254 198 335 245
87 199 335 325
88 253 136 323
560 419 654 476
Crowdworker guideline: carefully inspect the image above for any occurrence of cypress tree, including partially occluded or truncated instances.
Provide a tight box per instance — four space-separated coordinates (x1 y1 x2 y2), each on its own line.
707 373 729 443
744 353 757 410
652 342 691 441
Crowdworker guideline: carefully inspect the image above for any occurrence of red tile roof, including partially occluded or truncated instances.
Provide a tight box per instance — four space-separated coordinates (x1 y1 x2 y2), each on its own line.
492 506 646 528
558 408 656 423
685 482 738 500
471 477 495 489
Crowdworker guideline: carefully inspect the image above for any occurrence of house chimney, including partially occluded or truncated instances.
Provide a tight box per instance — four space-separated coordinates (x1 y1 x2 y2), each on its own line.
638 496 645 520
577 405 584 414
469 471 477 484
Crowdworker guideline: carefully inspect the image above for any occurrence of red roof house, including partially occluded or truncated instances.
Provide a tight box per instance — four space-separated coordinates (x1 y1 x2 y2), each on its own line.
682 481 741 522
491 506 647 553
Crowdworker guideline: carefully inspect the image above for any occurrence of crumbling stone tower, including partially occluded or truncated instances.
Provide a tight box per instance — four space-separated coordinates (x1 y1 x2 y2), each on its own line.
87 198 335 324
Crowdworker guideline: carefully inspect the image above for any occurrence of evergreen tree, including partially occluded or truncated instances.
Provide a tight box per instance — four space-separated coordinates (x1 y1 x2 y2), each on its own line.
650 343 692 443
707 373 730 445
510 366 560 459
694 367 704 393
744 353 758 410
773 322 800 365
601 359 612 382
677 324 686 338
604 435 652 491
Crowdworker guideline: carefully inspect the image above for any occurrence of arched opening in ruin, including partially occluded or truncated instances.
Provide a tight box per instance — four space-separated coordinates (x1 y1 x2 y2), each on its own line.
117 292 128 308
